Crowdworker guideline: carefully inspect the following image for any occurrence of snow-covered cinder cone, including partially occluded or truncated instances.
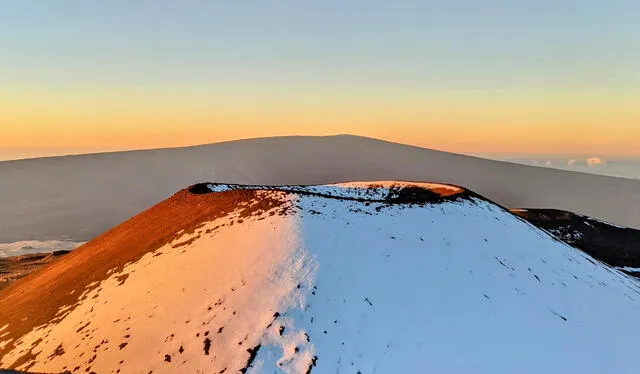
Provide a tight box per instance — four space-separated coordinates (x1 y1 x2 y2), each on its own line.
1 181 639 373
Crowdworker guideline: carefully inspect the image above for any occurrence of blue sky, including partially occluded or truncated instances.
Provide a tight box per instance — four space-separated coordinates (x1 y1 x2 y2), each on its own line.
3 1 638 89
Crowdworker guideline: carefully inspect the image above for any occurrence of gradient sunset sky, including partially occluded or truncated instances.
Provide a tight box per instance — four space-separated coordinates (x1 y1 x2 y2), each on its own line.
2 1 639 156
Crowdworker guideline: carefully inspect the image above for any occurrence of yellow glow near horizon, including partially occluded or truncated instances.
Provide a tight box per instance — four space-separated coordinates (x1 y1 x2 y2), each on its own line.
3 2 639 158
2 85 639 155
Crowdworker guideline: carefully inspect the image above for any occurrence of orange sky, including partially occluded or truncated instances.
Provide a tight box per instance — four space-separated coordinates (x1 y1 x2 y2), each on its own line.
3 2 639 157
2 86 639 155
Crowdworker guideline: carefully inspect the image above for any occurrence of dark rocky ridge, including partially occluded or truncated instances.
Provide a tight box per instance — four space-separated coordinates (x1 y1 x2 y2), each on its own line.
513 209 640 277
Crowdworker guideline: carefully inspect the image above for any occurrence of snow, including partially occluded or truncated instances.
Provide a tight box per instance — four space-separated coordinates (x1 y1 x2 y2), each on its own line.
2 183 640 373
0 240 85 258
548 226 584 242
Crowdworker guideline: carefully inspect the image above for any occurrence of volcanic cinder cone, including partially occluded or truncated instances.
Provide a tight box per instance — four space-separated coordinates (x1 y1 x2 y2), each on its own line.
1 182 639 373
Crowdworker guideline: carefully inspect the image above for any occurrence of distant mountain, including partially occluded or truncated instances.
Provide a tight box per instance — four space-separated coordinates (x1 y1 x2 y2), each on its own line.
1 135 640 246
2 182 639 373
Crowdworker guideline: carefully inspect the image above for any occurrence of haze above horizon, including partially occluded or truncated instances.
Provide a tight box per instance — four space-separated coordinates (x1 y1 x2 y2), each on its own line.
2 1 639 155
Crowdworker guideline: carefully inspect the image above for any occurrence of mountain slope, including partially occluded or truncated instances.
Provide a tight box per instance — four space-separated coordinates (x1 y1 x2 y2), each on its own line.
513 209 640 276
1 135 640 245
1 182 639 373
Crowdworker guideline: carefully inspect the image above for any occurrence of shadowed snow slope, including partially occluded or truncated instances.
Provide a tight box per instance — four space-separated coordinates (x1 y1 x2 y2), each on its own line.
1 182 640 373
1 135 640 245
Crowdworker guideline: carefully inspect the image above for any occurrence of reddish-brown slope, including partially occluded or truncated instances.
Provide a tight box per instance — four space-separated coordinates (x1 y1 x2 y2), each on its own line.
0 187 288 361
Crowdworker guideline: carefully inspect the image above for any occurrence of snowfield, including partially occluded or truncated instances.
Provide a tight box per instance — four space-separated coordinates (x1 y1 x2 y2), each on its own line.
1 182 639 373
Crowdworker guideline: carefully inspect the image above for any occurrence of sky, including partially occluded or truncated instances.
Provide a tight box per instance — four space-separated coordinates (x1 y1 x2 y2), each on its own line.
1 1 639 157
